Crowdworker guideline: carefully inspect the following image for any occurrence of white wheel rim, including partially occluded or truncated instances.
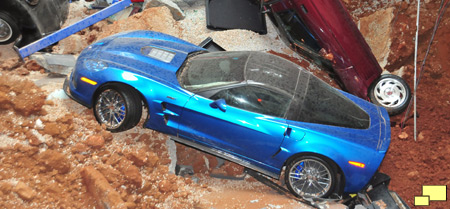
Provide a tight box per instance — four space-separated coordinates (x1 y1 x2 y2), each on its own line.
373 77 407 108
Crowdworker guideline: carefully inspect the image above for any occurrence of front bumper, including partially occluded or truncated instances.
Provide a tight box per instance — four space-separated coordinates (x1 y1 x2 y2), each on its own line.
63 74 90 108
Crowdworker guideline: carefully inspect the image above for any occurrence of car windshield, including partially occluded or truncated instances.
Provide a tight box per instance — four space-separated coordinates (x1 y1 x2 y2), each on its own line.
177 51 300 94
177 52 247 91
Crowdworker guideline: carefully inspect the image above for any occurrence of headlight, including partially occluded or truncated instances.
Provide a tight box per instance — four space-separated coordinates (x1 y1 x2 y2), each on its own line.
84 59 108 71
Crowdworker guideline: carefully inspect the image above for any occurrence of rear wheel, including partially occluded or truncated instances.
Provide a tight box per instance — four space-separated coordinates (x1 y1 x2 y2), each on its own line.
368 74 411 115
0 12 20 45
93 84 142 132
285 156 337 198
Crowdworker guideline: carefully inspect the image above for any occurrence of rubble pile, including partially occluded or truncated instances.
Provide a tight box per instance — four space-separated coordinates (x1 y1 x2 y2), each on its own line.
0 63 206 208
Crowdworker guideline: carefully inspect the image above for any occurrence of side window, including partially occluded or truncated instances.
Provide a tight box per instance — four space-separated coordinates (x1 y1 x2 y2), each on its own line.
210 86 291 118
276 10 320 52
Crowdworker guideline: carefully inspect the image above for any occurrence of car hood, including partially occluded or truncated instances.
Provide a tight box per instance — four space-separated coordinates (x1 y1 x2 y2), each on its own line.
83 30 205 86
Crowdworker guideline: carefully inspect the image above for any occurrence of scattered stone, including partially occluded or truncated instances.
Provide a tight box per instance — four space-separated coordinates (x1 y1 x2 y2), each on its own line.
13 182 36 201
0 181 13 195
0 58 20 70
418 132 425 141
126 149 147 167
39 149 71 174
55 34 86 54
27 130 43 146
398 132 408 140
158 179 176 193
72 143 90 153
117 160 142 187
84 135 105 149
101 131 113 142
407 170 419 180
80 166 127 209
16 67 30 76
147 152 160 167
43 122 61 137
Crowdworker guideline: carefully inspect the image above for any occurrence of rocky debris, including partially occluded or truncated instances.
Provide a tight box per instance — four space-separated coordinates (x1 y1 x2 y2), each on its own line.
0 58 21 71
80 166 127 209
117 160 143 188
13 182 37 201
55 35 86 55
398 132 408 140
143 0 185 20
0 181 14 195
84 135 106 149
52 6 181 55
0 73 46 116
39 149 71 174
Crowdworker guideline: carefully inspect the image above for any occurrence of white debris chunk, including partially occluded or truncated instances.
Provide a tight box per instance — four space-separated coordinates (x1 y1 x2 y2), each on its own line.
46 89 69 101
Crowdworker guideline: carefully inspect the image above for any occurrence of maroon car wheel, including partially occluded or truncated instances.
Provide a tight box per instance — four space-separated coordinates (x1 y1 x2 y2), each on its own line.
369 74 411 115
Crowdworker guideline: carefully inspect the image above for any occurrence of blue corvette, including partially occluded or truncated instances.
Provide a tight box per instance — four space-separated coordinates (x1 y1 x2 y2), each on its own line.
64 30 391 198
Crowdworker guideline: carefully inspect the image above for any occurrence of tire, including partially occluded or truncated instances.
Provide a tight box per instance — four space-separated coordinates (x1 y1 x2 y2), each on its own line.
368 74 411 115
0 12 20 45
93 84 142 132
285 156 337 198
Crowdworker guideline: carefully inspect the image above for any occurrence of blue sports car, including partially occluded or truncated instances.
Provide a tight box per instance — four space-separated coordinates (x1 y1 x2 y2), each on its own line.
64 30 391 198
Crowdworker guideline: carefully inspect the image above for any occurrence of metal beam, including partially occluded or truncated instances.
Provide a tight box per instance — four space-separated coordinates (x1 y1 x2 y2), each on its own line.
18 0 132 59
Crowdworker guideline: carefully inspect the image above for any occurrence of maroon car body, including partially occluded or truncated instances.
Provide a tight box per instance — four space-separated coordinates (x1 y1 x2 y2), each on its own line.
267 0 410 114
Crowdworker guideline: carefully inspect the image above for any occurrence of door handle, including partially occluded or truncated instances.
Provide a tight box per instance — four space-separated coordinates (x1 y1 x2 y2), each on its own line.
284 127 292 137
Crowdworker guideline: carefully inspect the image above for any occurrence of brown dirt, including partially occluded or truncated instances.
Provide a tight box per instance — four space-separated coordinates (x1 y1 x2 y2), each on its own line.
344 1 450 208
1 1 449 208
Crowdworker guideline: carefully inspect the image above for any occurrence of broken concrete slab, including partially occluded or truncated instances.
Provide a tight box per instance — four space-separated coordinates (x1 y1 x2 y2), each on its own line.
29 53 77 75
143 0 185 20
359 7 394 69
107 6 134 22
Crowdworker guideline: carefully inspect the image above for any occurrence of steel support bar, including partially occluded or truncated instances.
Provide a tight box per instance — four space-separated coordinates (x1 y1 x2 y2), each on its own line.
18 0 132 59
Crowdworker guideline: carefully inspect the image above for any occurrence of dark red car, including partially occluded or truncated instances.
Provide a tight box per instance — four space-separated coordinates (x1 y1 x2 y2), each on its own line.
265 0 411 115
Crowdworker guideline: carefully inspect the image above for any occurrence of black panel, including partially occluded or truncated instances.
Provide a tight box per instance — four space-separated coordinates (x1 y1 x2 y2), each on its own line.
206 0 267 34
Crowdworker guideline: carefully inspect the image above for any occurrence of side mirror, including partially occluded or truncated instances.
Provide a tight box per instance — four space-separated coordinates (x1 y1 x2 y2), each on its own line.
210 99 227 112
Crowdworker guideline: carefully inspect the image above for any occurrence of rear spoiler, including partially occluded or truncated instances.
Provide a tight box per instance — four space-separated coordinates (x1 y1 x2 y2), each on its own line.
198 37 226 52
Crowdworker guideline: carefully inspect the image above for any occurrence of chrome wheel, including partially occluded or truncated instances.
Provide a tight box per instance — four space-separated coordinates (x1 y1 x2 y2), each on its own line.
93 84 142 132
373 77 407 108
95 89 126 130
0 18 13 42
287 158 333 197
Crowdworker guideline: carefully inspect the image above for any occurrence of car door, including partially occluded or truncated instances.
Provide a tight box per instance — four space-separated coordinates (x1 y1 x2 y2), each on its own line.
177 85 291 163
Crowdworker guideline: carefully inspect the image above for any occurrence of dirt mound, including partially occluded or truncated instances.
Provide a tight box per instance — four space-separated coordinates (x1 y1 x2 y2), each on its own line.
53 6 182 55
0 62 206 208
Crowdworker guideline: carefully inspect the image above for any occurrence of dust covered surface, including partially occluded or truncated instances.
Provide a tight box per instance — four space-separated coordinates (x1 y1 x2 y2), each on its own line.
1 0 450 208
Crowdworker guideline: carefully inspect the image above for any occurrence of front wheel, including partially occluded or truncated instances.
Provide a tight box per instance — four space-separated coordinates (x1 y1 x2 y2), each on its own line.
285 156 337 198
368 74 411 115
93 84 142 132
